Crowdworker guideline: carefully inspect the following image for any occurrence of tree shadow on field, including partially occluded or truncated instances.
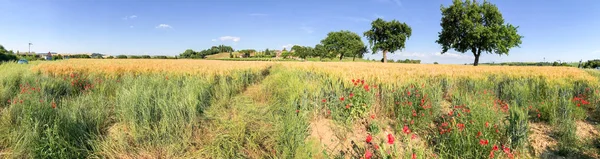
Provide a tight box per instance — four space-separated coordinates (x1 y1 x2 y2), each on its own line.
540 149 596 159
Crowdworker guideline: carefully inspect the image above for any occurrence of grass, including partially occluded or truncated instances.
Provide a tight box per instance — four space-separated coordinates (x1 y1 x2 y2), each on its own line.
1 59 599 158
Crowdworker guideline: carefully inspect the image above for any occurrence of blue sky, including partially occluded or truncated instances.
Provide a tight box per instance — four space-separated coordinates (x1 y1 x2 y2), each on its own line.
0 0 599 64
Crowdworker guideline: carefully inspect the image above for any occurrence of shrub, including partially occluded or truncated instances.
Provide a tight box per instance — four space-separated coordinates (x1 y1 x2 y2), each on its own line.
116 55 127 59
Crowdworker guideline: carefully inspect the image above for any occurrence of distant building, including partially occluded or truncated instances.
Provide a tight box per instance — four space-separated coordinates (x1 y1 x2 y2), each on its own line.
45 52 53 60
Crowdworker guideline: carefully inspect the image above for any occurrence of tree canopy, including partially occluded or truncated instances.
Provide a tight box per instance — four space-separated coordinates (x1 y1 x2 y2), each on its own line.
364 18 412 63
436 0 522 66
179 45 235 59
320 30 365 61
291 45 314 59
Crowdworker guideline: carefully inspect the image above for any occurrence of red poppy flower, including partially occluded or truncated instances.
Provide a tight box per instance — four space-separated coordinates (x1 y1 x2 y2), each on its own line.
370 114 375 119
403 125 411 134
412 153 416 159
346 104 350 109
327 110 331 115
407 91 411 96
479 139 489 145
352 79 355 83
411 134 417 140
387 133 395 144
366 134 372 143
492 145 498 151
457 123 465 131
477 131 482 138
489 150 495 158
51 102 57 109
340 96 345 101
322 99 327 103
537 114 541 118
485 122 489 127
448 111 453 116
365 150 372 159
360 80 365 85
503 146 510 154
349 93 354 98
296 110 299 113
374 145 379 150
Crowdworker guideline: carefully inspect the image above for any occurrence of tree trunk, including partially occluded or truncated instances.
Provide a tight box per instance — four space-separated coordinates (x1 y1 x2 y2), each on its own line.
472 49 481 66
353 54 356 61
339 53 343 61
382 50 388 63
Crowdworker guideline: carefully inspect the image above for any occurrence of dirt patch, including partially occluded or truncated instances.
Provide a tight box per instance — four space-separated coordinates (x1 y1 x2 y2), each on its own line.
440 100 452 114
576 121 599 139
529 122 557 156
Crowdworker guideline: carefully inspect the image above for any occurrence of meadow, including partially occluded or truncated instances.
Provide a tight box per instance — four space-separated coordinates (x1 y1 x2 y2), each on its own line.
0 59 599 159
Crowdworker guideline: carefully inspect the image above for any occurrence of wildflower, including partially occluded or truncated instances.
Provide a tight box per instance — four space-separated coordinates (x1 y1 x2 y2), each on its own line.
489 150 495 158
40 99 43 103
365 150 372 159
479 139 489 145
411 134 417 140
412 153 416 159
387 133 395 144
7 99 10 103
364 84 370 92
537 114 541 118
360 80 365 85
457 123 465 131
340 96 345 101
477 131 482 138
410 120 414 125
492 145 498 151
407 91 411 96
374 145 379 150
322 99 327 103
403 125 411 134
349 93 354 98
346 104 350 109
51 102 57 109
327 110 331 115
166 76 169 80
352 79 355 83
370 114 375 119
485 122 489 127
366 134 373 143
296 110 299 113
448 111 453 116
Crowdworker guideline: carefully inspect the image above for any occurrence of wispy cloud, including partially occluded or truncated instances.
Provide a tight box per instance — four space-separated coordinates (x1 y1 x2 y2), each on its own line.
339 16 370 23
373 0 402 7
433 52 474 59
155 24 172 29
392 0 402 7
249 13 269 16
122 15 137 20
219 36 241 42
211 39 217 42
300 26 314 33
129 26 134 28
282 44 298 50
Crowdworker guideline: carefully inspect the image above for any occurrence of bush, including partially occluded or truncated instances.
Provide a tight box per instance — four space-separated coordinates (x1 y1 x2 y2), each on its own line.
0 53 18 63
434 62 439 64
153 56 168 59
141 55 151 59
116 55 127 59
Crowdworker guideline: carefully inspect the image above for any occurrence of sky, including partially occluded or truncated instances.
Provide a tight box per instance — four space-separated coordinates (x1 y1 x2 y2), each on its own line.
0 0 599 64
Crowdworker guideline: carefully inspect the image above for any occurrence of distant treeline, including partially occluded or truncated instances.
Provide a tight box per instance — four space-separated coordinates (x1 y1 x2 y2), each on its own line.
480 62 572 67
369 58 421 64
179 45 234 59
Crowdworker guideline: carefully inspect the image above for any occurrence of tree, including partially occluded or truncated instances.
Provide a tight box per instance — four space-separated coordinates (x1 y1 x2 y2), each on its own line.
353 46 368 61
364 18 412 63
436 0 522 66
320 30 365 61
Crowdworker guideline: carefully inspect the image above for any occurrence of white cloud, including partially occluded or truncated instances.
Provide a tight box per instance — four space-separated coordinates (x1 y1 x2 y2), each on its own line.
211 39 217 42
219 36 241 42
282 44 298 50
122 15 137 20
433 52 474 59
156 24 172 29
399 52 426 57
249 13 268 16
300 26 314 33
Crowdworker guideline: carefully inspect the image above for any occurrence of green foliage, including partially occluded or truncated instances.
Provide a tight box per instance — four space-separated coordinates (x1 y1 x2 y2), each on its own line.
141 55 151 59
436 0 522 66
582 59 600 69
434 62 439 64
506 108 528 150
69 54 91 58
320 30 365 61
116 55 127 59
364 18 412 63
179 45 234 59
291 45 314 59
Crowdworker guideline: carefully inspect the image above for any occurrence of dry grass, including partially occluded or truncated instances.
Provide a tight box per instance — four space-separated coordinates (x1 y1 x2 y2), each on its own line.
282 62 597 84
32 59 273 76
